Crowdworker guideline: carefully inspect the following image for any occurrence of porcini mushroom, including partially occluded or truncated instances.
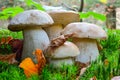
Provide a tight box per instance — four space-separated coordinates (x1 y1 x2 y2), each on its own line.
46 35 80 67
47 41 80 67
43 10 80 40
61 22 107 63
8 10 54 62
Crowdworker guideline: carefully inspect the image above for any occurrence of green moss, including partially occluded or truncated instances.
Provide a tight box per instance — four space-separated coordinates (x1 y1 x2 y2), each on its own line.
0 61 26 80
40 64 78 80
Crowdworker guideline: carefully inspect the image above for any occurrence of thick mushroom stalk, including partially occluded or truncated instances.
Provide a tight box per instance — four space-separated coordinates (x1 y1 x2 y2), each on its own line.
44 24 63 40
72 38 99 63
43 10 80 40
22 27 49 62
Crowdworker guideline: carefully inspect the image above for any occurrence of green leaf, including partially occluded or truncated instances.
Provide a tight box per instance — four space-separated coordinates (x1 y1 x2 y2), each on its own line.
79 12 90 18
79 11 106 21
0 7 24 20
24 0 45 11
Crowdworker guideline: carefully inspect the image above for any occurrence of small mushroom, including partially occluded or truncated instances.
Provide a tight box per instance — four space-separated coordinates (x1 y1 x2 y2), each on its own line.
8 10 54 62
46 35 80 67
61 22 107 63
43 10 80 40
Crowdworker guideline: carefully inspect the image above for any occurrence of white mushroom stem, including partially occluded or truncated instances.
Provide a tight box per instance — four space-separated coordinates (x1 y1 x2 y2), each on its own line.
43 24 63 40
50 58 74 67
22 27 50 63
72 38 99 63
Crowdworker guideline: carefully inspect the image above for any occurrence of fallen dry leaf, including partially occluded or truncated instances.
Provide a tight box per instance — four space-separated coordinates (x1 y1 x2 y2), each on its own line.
80 67 87 76
0 53 18 64
33 49 46 74
46 34 73 56
0 37 6 44
75 61 90 80
19 49 46 77
90 76 97 80
19 58 38 77
5 36 13 44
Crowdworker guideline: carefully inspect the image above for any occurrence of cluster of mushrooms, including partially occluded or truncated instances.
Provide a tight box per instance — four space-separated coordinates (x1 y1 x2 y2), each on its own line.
8 10 107 67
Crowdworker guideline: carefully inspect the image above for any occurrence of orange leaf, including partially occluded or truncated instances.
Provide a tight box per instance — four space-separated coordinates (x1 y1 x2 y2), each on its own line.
33 49 46 74
19 58 38 77
19 49 46 77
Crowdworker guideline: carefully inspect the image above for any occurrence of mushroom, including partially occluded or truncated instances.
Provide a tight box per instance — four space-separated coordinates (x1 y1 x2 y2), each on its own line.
61 22 107 63
46 34 80 67
111 76 120 80
43 10 80 40
8 10 54 62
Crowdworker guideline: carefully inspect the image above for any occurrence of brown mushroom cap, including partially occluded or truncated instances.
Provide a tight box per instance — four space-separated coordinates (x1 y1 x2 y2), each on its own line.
47 10 80 27
61 22 107 39
8 10 54 31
